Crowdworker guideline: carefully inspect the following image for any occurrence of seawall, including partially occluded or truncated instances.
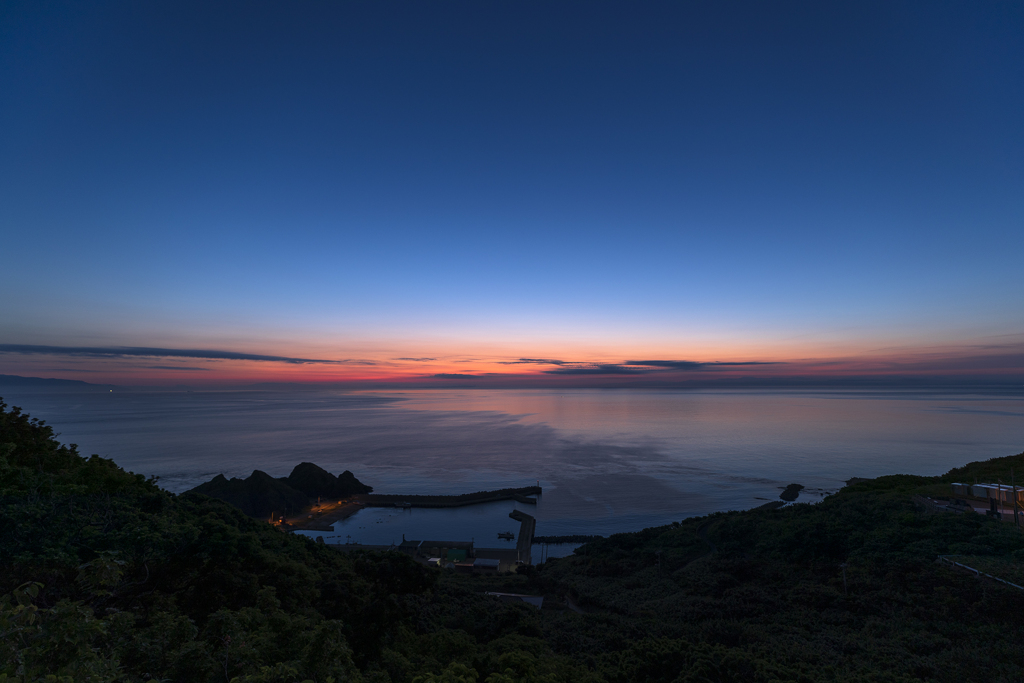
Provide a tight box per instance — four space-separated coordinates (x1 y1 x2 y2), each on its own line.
358 486 541 508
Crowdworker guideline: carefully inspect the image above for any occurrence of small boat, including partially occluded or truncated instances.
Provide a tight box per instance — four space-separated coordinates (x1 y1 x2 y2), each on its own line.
497 531 515 540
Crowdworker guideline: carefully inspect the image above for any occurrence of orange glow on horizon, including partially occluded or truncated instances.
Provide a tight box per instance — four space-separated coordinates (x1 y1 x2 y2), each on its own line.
2 335 1021 387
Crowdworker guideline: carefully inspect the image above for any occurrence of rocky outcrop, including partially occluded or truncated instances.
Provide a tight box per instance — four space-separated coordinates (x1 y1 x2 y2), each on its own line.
187 464 371 519
284 462 372 500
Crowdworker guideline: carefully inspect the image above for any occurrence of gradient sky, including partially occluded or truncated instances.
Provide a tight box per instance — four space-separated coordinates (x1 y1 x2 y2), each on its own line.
1 1 1022 386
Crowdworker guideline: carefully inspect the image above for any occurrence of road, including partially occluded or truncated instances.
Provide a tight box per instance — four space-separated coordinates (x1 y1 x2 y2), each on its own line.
281 498 365 531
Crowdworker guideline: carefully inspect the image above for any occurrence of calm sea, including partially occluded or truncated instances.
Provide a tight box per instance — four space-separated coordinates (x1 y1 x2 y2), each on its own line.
4 386 1023 554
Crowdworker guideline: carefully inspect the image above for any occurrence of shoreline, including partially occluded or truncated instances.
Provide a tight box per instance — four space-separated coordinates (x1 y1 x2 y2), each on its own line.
287 482 827 552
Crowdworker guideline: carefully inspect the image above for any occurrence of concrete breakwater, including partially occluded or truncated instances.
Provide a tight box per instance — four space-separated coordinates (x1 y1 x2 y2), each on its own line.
532 534 603 545
358 486 541 508
510 509 536 564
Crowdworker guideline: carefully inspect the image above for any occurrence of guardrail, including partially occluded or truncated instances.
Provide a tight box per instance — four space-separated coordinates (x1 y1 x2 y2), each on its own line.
937 555 1024 591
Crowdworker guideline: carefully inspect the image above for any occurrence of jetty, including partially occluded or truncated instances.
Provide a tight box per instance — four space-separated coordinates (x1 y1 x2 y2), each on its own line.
359 486 541 508
509 509 536 564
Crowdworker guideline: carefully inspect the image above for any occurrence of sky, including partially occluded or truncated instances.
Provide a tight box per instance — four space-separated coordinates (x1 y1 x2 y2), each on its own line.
1 1 1022 387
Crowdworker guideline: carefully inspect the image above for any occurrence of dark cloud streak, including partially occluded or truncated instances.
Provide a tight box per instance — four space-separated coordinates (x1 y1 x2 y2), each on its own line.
543 364 649 375
626 360 784 370
0 344 350 365
499 358 571 366
531 358 784 375
502 358 783 374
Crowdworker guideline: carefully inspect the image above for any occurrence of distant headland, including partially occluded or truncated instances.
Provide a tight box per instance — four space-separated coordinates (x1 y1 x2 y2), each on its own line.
187 462 373 519
0 374 112 388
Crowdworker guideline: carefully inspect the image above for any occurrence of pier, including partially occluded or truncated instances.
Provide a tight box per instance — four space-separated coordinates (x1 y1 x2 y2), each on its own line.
509 509 536 564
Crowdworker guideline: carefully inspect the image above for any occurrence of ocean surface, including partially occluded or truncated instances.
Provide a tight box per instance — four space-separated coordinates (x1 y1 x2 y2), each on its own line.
3 386 1023 555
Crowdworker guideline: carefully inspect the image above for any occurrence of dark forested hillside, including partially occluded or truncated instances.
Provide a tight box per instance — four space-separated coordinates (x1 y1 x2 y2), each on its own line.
534 472 1024 682
0 399 432 681
3 397 1024 682
188 470 310 518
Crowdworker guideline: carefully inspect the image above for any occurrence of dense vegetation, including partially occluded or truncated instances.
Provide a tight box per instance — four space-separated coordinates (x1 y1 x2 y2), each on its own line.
3 398 1024 682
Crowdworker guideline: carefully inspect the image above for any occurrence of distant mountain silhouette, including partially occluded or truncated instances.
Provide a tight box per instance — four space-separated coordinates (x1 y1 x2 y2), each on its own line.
187 463 372 519
0 374 111 387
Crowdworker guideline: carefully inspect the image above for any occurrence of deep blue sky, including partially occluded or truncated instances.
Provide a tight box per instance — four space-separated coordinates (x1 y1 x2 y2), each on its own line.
1 1 1022 384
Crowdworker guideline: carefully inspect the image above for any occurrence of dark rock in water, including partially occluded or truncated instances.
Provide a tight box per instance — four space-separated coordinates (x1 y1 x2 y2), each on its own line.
187 464 372 519
189 470 308 519
779 483 804 502
283 462 372 500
